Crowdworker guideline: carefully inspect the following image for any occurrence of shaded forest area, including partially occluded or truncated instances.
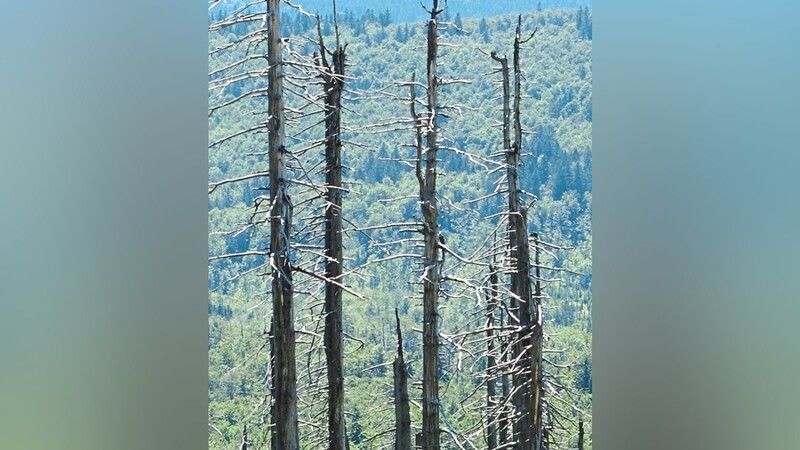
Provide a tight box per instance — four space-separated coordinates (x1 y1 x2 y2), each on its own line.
209 1 591 449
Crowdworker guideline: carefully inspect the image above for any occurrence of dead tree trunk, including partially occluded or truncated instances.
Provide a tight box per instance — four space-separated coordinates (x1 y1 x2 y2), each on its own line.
490 44 524 450
268 322 276 450
499 307 510 449
509 20 534 450
318 20 349 450
492 15 537 450
511 17 543 450
417 2 443 448
577 420 584 450
531 232 544 450
393 309 412 450
267 1 299 448
486 265 500 450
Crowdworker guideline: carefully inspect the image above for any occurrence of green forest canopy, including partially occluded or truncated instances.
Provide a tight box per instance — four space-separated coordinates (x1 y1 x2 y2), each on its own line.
209 5 591 449
212 0 593 24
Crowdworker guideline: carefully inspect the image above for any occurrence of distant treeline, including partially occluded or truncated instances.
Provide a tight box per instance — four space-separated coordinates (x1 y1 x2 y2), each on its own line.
210 4 592 45
210 0 592 25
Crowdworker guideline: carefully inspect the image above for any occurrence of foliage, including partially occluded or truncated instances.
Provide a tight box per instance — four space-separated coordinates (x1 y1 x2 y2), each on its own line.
209 5 591 449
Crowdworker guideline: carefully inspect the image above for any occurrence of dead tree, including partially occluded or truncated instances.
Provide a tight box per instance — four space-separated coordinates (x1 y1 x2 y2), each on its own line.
486 264 500 450
269 322 277 450
315 12 349 450
267 1 299 448
499 306 511 449
393 308 412 450
208 2 366 448
484 48 517 447
531 231 544 450
411 1 445 448
517 19 543 450
489 15 540 450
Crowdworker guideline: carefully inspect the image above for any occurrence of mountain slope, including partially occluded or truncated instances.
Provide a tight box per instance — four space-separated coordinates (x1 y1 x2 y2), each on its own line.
208 6 591 449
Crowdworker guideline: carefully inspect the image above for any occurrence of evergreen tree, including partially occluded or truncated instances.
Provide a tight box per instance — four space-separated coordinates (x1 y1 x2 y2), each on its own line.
322 16 332 36
576 7 593 40
379 9 392 26
363 8 375 24
394 25 407 43
374 28 388 44
585 8 592 40
479 18 490 43
578 357 592 393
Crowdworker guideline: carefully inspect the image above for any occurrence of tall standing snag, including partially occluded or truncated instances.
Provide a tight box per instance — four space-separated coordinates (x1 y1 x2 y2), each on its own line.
411 1 444 448
511 17 543 450
318 16 349 450
490 16 540 450
267 0 299 448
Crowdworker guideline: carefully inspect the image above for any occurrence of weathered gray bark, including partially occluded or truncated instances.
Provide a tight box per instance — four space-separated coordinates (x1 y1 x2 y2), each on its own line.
318 23 349 450
492 16 539 450
512 16 543 450
531 232 544 450
393 309 412 450
499 306 510 449
268 323 277 450
267 1 299 448
484 60 509 448
497 309 511 449
486 265 500 450
418 2 443 448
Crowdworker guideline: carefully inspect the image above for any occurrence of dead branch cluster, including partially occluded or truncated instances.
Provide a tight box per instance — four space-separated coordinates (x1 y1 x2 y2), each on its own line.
208 2 589 450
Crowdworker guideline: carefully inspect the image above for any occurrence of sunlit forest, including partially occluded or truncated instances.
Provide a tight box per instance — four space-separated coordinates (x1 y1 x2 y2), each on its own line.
208 1 591 449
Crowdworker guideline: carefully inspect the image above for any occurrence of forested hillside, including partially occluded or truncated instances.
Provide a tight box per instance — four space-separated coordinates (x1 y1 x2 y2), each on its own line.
209 4 591 449
212 0 592 24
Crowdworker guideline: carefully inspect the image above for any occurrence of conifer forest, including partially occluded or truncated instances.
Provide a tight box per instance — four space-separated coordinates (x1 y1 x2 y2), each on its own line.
208 1 592 449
